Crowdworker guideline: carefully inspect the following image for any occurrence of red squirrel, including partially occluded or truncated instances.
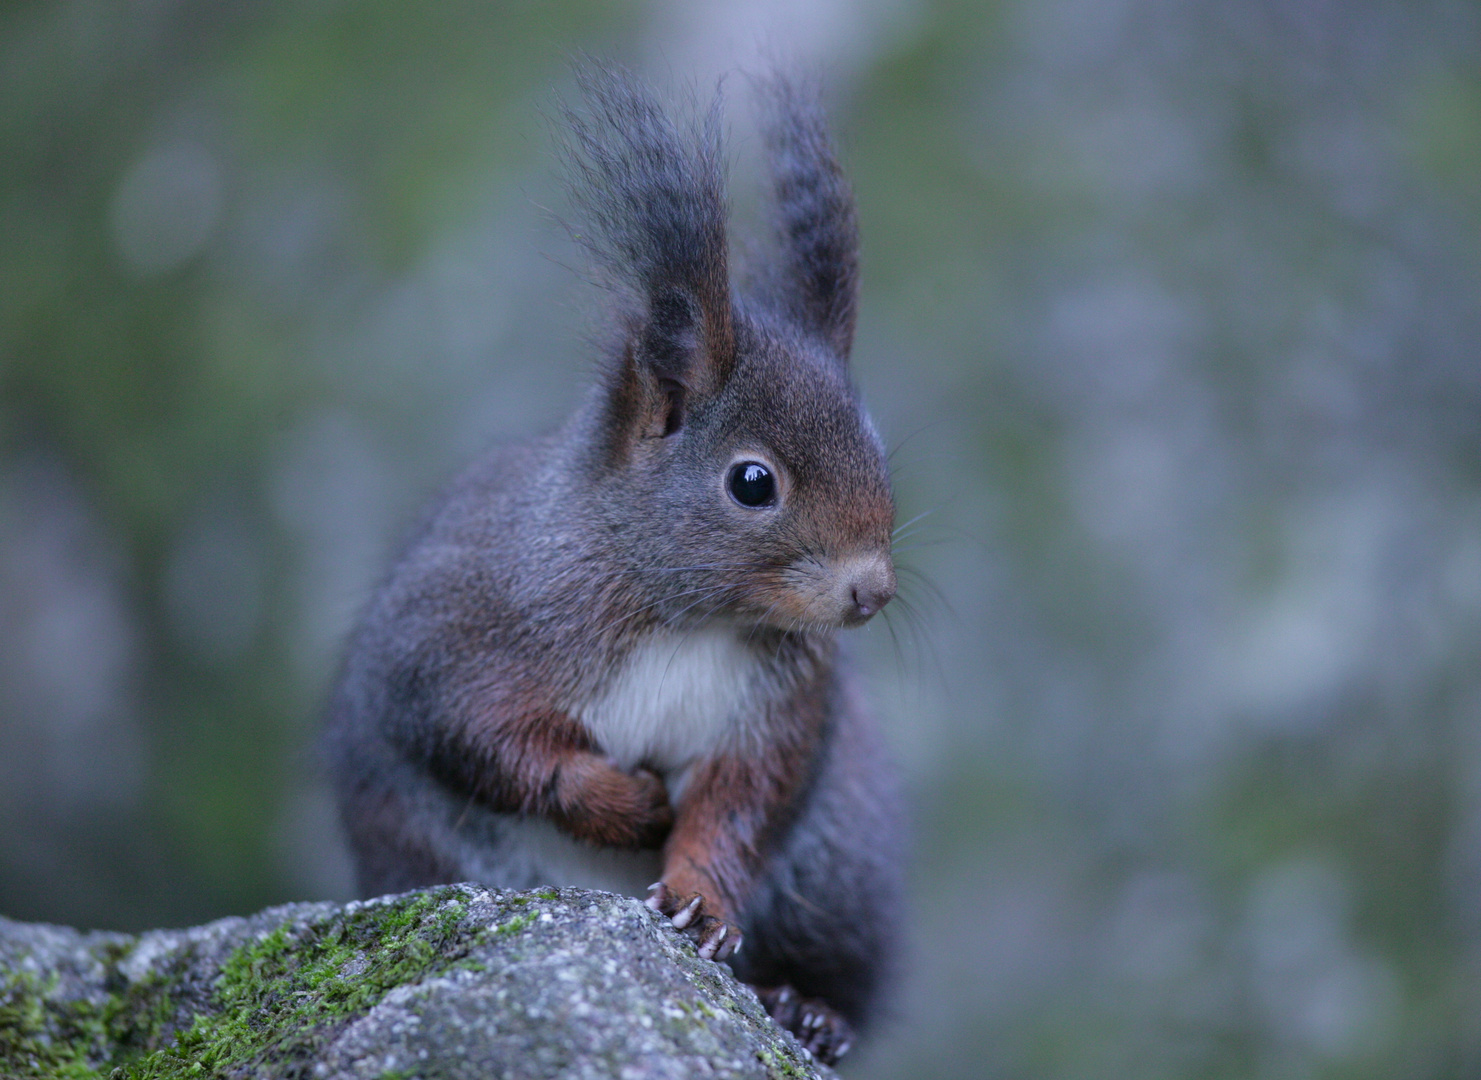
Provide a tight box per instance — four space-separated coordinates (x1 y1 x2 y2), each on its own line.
325 64 904 1064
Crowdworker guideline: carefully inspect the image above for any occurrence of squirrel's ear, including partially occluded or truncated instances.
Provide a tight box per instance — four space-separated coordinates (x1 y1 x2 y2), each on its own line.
759 74 859 363
564 64 736 443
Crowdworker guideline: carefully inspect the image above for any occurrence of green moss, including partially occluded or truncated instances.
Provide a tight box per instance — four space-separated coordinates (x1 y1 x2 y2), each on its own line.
0 969 96 1079
754 1044 813 1079
0 888 506 1078
101 969 179 1065
115 886 483 1079
494 911 536 936
0 945 181 1080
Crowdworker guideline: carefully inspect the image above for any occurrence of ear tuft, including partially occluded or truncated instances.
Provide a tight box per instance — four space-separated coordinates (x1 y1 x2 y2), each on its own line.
562 62 735 397
757 73 859 362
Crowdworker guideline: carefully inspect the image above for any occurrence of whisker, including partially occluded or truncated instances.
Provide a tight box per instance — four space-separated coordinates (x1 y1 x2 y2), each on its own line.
895 564 953 620
889 527 937 546
595 583 734 636
747 599 784 647
894 592 947 686
880 605 907 672
658 584 737 631
886 420 941 465
890 538 957 554
584 562 762 582
891 507 939 537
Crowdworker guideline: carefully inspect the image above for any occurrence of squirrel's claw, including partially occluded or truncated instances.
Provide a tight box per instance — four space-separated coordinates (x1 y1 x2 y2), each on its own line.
696 916 740 960
645 882 742 961
672 894 703 930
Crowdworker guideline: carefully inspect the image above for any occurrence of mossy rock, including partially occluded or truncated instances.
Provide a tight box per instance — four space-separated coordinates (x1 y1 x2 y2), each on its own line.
0 885 832 1079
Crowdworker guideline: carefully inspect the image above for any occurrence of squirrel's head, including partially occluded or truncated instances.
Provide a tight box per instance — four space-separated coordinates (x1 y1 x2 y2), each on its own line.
566 65 894 633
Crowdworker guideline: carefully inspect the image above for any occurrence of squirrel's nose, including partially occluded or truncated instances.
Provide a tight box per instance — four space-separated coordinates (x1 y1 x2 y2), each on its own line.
847 559 896 622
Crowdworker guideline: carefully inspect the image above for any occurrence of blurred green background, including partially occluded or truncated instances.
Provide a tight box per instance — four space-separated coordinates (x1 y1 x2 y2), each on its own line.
3 0 1480 1076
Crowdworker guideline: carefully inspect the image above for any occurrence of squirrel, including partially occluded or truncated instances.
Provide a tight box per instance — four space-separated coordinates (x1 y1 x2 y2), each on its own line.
324 63 905 1065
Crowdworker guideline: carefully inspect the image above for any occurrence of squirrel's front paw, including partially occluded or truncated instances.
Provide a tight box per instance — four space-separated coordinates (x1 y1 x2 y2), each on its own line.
622 767 674 848
753 985 855 1065
555 758 672 849
644 882 742 961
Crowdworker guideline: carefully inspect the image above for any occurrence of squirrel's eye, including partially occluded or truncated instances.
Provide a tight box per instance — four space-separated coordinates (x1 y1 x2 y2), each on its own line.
727 461 776 508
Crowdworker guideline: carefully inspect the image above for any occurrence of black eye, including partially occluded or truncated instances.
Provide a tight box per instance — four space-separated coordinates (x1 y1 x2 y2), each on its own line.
727 461 776 508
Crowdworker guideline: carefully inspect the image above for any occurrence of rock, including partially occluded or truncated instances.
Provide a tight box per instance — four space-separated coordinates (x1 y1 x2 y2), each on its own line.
0 884 834 1079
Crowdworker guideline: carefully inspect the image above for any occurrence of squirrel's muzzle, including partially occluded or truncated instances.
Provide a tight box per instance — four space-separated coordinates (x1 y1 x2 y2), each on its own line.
770 550 895 629
838 552 896 625
751 550 897 630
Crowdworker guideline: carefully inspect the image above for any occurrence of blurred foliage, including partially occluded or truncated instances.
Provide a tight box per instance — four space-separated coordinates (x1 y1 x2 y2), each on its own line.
0 0 635 927
3 1 1481 1078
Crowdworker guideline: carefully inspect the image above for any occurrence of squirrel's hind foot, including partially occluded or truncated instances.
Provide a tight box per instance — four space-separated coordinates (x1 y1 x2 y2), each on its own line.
752 984 854 1065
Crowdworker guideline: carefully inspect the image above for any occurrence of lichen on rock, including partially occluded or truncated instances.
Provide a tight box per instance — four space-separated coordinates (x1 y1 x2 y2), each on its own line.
0 885 833 1080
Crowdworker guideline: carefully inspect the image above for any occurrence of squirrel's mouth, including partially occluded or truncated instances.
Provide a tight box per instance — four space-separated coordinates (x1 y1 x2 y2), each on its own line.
742 552 896 631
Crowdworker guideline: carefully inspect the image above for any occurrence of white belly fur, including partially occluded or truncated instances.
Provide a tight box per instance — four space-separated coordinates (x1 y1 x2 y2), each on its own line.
576 625 767 797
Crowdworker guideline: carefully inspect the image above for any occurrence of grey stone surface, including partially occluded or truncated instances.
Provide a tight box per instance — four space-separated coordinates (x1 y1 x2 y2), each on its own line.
0 885 832 1079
